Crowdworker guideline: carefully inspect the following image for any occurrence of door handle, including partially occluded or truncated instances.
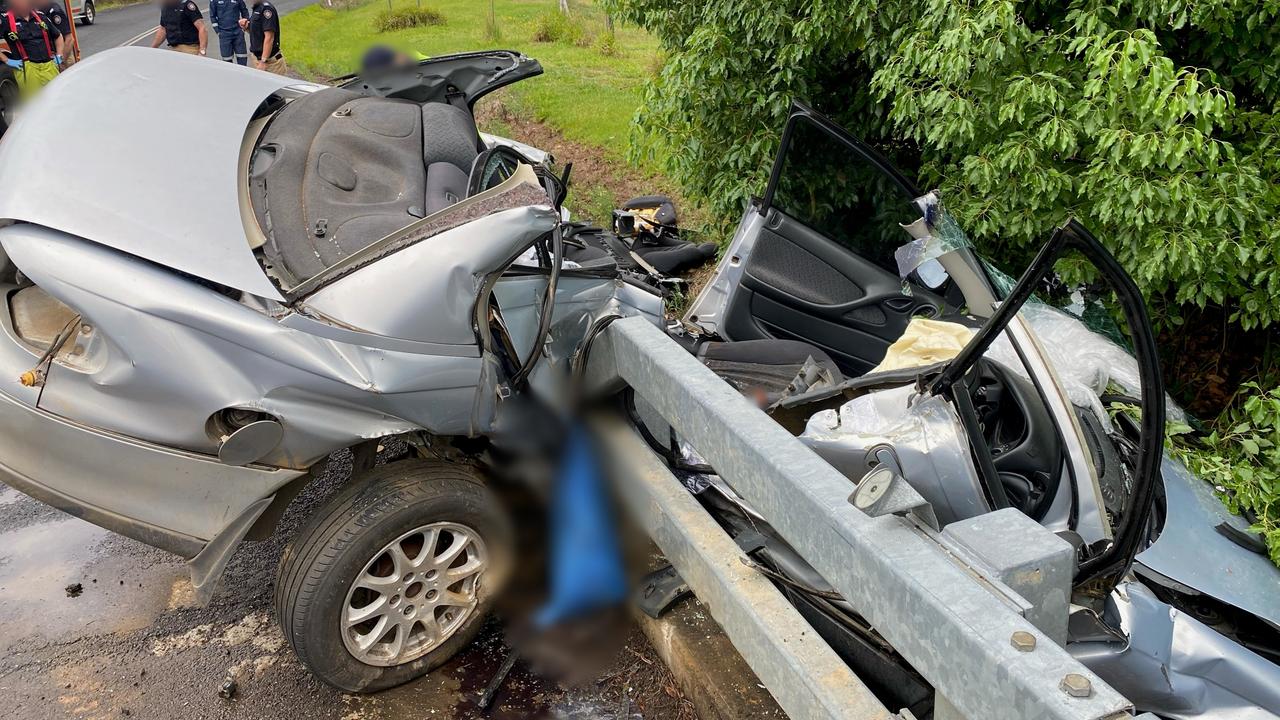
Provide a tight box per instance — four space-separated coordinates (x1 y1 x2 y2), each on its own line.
883 297 915 313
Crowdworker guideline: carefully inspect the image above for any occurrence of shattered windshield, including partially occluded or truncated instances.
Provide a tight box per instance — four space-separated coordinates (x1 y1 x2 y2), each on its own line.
888 197 1159 430
980 256 1175 428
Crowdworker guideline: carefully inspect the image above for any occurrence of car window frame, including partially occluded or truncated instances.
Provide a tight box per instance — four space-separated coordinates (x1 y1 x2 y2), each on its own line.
927 219 1166 588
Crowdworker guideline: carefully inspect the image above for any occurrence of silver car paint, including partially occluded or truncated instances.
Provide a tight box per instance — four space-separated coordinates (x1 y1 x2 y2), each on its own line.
478 132 552 165
1136 458 1280 629
685 201 1280 717
304 205 559 346
0 45 660 601
1072 582 1280 719
0 190 574 545
687 208 1115 543
0 380 303 556
682 207 764 334
798 384 989 527
0 48 307 301
492 274 663 406
2 226 476 464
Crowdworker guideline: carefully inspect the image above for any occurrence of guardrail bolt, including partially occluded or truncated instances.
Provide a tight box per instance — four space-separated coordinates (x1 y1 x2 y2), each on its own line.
1060 673 1093 698
1010 630 1036 652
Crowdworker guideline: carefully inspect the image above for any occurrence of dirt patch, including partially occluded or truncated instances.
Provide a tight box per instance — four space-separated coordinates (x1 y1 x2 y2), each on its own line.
476 95 721 307
477 95 714 238
562 626 698 720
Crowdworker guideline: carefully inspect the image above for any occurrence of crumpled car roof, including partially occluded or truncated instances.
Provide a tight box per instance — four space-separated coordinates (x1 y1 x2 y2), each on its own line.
0 48 305 300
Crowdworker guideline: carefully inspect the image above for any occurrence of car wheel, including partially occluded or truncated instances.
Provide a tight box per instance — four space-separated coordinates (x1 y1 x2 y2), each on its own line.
0 76 16 136
275 459 512 693
79 1 95 25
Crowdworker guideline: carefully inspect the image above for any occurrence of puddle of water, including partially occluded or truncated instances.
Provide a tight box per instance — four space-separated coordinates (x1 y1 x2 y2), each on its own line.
0 516 182 652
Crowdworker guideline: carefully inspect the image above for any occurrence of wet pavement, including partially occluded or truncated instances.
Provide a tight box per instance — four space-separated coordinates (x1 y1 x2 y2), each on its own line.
0 454 677 720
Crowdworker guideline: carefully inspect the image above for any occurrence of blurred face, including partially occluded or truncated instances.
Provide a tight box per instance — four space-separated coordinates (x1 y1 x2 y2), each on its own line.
9 0 33 16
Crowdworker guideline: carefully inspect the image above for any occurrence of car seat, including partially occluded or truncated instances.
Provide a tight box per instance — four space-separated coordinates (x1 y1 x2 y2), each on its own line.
250 89 485 285
688 336 845 404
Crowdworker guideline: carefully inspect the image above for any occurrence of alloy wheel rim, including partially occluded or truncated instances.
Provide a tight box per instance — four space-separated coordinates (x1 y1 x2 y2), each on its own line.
341 522 487 667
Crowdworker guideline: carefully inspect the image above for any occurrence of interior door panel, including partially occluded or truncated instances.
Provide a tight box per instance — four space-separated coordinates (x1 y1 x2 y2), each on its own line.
726 211 945 375
719 103 955 377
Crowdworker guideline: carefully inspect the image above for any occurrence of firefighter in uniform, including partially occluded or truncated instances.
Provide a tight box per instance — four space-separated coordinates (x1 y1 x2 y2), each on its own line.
40 0 73 68
240 0 284 75
208 0 247 65
0 0 64 99
151 0 207 56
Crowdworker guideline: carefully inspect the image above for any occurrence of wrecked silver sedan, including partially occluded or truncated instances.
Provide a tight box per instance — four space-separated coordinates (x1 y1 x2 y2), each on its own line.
0 47 663 691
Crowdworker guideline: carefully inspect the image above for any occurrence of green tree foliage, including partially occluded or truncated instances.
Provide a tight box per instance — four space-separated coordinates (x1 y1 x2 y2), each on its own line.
603 0 1280 329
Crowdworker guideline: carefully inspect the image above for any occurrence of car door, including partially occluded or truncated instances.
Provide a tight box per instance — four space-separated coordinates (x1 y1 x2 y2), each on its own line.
720 102 954 376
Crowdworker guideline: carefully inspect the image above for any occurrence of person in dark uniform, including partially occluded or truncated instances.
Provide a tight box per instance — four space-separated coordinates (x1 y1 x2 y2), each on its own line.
150 0 207 57
208 0 247 65
0 0 63 99
240 0 284 74
39 0 73 67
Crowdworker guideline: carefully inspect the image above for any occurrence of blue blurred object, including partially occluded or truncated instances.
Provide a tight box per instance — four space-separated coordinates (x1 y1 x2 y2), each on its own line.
535 423 627 626
360 45 398 73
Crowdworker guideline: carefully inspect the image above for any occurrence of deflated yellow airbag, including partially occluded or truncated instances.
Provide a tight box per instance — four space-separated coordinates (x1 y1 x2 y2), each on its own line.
871 317 974 374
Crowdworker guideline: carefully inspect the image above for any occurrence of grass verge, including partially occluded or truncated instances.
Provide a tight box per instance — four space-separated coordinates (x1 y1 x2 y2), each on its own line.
283 0 657 166
374 5 445 32
93 0 146 9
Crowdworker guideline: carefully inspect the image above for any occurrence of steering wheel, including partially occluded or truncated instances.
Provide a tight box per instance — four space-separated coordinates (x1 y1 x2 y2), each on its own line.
966 359 1064 520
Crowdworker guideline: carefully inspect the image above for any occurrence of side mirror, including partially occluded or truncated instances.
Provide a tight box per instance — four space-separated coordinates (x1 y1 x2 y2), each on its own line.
849 445 939 530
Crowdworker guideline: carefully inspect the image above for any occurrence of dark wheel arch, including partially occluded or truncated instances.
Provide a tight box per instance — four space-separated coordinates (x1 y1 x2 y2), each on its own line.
0 71 18 137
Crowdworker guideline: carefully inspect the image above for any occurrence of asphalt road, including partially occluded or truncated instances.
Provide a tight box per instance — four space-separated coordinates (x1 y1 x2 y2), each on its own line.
0 450 638 719
75 0 318 57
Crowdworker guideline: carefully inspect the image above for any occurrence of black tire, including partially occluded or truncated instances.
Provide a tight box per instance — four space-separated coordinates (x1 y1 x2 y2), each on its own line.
0 75 17 137
79 1 95 25
275 460 512 693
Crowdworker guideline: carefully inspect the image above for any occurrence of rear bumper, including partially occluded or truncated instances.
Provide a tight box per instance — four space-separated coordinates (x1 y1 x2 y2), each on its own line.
0 387 305 558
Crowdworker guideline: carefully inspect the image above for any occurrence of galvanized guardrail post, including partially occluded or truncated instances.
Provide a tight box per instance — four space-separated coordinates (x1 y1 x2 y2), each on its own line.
585 316 1147 720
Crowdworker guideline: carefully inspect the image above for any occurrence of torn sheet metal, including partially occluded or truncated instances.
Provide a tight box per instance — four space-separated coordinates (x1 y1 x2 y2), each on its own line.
489 274 663 417
1071 582 1280 720
798 385 988 526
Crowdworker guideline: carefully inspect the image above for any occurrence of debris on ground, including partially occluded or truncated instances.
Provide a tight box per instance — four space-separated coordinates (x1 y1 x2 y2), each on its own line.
64 582 83 598
218 677 237 700
477 650 520 711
